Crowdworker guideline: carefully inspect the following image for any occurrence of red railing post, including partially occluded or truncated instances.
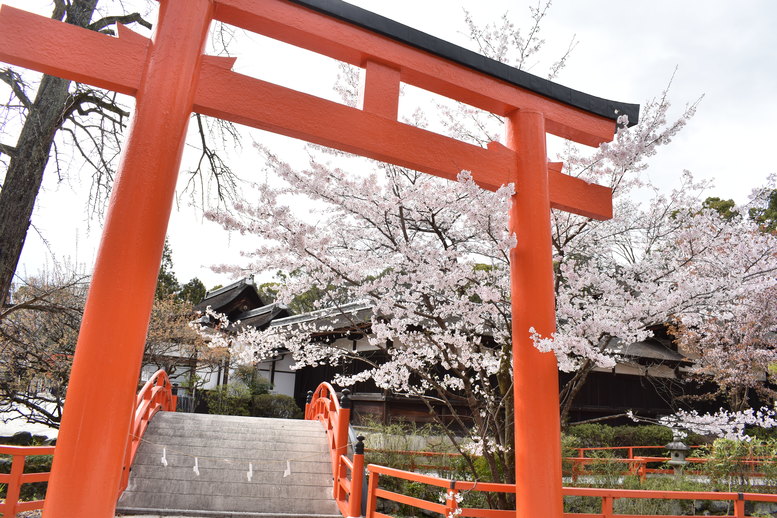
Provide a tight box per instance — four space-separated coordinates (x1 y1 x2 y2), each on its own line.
306 383 361 512
335 388 352 502
601 495 614 518
575 449 586 482
5 453 26 516
349 435 366 518
305 389 313 419
337 389 352 458
118 369 176 496
734 496 745 518
445 483 460 517
365 469 379 518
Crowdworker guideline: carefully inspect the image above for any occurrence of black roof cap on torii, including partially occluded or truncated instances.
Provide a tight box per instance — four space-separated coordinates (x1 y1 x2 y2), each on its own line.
288 0 640 128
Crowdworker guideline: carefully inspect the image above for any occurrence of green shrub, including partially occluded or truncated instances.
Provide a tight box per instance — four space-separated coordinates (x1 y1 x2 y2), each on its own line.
251 394 303 419
363 420 462 476
233 366 273 396
612 425 673 451
204 383 252 416
699 438 777 494
615 476 709 515
566 424 616 448
360 420 497 512
743 426 777 442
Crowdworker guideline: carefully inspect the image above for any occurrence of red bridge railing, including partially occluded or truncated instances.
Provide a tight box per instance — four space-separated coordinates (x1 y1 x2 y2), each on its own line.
367 444 777 483
1 369 175 514
0 370 177 517
305 383 365 518
118 369 177 494
0 444 55 516
365 463 777 518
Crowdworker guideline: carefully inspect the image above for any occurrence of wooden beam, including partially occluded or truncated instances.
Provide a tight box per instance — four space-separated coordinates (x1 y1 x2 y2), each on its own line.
548 163 613 220
0 5 147 96
195 62 613 220
195 60 516 191
360 60 400 119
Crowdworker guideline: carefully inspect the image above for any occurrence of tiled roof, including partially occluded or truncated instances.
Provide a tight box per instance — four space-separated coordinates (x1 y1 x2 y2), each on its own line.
194 278 265 316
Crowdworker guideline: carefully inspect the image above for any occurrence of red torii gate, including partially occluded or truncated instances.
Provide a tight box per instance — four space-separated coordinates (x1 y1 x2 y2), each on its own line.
0 0 639 516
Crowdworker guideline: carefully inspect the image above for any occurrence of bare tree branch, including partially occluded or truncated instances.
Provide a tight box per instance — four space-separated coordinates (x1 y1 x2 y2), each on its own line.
0 68 32 109
89 12 152 33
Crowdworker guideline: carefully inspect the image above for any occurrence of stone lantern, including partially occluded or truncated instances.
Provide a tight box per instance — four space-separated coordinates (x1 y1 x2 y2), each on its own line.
665 433 690 474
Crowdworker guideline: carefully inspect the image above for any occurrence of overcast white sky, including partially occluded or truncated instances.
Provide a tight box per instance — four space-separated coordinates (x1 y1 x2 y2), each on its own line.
5 0 776 289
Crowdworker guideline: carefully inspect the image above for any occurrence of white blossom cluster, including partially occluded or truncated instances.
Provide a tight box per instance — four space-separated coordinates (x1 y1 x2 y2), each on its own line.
656 407 777 441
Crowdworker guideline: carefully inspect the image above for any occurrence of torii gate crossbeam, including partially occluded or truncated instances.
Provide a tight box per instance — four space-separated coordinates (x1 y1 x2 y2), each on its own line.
0 0 639 516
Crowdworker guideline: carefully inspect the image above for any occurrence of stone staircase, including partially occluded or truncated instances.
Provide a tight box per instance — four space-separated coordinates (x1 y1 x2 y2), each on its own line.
116 412 341 518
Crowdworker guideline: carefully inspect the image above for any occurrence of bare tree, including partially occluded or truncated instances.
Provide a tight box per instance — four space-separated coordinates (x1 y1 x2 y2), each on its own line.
0 0 239 306
0 264 216 428
0 269 87 428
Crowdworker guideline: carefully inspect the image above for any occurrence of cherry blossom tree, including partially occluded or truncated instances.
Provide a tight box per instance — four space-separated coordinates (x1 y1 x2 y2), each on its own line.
671 184 777 412
200 98 718 491
551 176 777 423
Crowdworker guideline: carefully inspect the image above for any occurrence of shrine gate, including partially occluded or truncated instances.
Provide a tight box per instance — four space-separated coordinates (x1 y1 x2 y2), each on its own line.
0 0 639 516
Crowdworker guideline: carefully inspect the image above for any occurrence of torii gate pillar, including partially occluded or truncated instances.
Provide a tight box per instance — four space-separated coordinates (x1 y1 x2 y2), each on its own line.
507 109 563 516
42 1 213 516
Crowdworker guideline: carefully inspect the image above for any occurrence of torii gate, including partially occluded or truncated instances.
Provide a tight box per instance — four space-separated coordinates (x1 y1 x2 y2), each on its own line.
0 0 639 516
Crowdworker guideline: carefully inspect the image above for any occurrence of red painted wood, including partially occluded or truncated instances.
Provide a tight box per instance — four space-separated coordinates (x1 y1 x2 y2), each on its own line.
350 451 366 518
306 383 363 515
0 5 147 95
361 60 401 119
507 109 563 517
118 370 177 494
195 61 518 191
365 462 777 518
0 7 613 220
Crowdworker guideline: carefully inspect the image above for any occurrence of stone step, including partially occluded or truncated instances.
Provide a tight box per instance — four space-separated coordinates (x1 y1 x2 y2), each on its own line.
118 492 339 514
129 465 332 485
133 441 329 459
143 431 326 443
152 413 322 429
145 420 325 432
125 478 334 500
